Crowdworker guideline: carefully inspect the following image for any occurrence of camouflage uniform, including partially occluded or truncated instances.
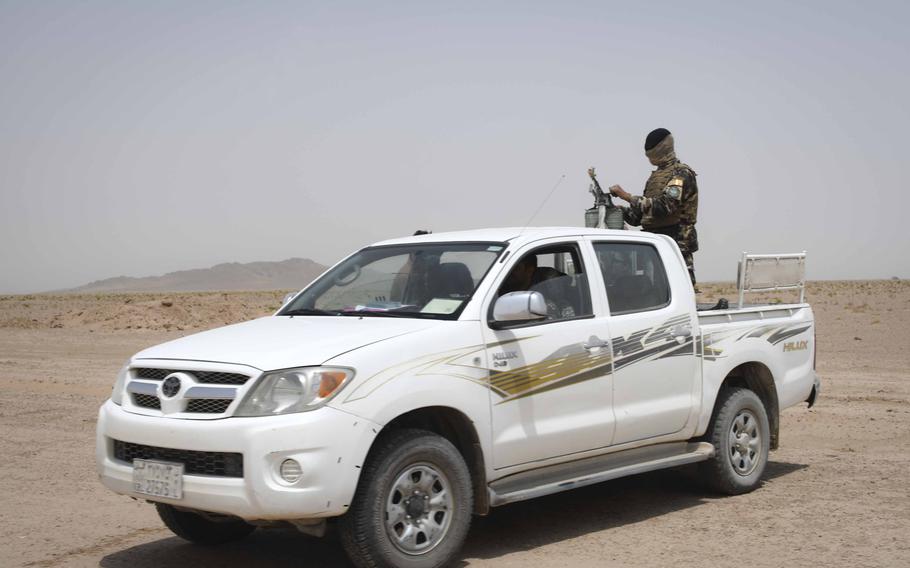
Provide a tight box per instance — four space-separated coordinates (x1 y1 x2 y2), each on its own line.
623 135 699 285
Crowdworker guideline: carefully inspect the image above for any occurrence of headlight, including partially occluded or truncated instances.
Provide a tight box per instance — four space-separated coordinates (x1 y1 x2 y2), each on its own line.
235 367 354 416
111 363 130 405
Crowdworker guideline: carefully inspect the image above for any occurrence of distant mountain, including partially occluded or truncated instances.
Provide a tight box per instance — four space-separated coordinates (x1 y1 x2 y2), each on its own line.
65 258 328 293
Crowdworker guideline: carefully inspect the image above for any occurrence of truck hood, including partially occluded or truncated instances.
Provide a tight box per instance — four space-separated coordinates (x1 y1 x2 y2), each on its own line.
133 316 438 371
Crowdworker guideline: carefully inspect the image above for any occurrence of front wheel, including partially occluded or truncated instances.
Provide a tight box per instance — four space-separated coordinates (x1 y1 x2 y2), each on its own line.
699 388 771 495
339 429 473 568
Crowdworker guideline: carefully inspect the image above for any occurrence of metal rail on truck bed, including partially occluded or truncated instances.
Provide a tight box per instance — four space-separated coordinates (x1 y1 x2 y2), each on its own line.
736 251 807 309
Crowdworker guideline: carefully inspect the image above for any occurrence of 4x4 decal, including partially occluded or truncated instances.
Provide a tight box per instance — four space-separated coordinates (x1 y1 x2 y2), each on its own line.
345 316 812 406
490 314 696 404
703 322 812 361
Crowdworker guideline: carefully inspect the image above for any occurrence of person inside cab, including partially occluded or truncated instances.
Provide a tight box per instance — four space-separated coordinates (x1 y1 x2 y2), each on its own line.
498 255 538 296
497 251 584 320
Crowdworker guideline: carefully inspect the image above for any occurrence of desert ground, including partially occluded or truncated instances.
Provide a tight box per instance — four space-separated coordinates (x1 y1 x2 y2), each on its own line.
1 280 908 567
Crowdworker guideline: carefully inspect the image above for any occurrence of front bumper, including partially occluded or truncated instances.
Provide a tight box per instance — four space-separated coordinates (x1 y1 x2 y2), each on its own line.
96 400 380 520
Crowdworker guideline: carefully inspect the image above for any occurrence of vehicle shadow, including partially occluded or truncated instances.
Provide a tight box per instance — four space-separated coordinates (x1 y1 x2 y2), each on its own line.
99 461 807 568
461 460 806 563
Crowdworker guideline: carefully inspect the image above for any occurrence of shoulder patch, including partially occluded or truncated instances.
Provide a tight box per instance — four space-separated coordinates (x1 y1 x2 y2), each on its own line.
665 185 682 199
667 176 684 187
677 163 696 177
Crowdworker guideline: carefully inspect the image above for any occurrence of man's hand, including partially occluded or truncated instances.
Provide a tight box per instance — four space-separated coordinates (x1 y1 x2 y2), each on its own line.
609 184 632 202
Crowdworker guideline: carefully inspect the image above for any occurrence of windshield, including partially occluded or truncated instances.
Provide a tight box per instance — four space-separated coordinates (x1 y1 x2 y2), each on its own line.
280 242 506 320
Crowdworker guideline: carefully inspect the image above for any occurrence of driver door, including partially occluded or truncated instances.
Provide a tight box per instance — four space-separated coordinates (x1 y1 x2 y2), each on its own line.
482 240 616 469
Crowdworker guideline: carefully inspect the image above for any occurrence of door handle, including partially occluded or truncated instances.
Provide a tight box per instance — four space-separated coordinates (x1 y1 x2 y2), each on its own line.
670 324 693 344
583 337 609 351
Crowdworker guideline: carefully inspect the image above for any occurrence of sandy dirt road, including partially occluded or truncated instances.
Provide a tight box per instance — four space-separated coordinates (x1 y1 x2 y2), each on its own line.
1 281 908 567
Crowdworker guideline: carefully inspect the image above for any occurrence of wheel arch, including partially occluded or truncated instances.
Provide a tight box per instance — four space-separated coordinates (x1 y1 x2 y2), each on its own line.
716 362 780 450
372 406 490 515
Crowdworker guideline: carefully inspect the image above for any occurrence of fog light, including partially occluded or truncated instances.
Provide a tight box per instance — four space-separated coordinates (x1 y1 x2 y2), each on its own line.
280 459 303 483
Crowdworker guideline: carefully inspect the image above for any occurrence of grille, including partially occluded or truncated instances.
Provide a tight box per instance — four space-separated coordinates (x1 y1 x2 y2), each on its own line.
113 440 243 477
133 368 172 380
133 393 161 409
133 368 250 385
186 399 232 414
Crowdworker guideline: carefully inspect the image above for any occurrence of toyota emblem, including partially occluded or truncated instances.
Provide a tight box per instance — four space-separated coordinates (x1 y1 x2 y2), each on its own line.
161 375 182 398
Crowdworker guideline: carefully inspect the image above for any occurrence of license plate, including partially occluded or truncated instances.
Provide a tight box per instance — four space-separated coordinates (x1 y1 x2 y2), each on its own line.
133 459 184 500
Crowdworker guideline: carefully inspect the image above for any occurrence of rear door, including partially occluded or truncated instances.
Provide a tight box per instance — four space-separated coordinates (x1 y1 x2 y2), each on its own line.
591 238 699 445
482 239 616 468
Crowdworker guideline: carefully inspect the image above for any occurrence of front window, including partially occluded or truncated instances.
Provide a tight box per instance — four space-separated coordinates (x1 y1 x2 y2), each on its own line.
281 242 505 320
495 243 593 324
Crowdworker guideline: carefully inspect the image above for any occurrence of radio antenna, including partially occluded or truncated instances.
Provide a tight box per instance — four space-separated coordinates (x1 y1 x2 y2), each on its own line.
521 173 566 233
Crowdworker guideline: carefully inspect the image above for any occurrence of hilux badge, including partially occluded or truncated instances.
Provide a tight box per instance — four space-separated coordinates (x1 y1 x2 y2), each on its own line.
492 351 518 368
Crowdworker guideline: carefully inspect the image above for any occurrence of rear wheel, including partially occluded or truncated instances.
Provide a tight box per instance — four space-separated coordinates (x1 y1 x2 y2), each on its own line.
699 388 770 495
339 429 473 568
155 503 255 545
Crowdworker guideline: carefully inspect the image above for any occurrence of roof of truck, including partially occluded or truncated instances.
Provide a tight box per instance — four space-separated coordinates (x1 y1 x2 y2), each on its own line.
371 227 653 248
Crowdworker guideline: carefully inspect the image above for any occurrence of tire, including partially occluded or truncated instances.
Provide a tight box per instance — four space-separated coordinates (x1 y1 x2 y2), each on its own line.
699 387 771 495
155 503 256 545
339 429 473 568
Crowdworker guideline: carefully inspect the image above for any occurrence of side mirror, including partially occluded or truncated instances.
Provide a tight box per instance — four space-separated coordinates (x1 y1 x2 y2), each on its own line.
492 291 548 325
281 292 297 307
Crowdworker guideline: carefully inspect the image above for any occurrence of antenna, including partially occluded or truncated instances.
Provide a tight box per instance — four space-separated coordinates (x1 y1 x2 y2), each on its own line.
520 173 566 233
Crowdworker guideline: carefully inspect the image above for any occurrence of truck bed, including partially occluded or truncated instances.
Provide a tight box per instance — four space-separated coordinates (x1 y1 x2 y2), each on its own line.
696 301 800 312
696 302 810 324
695 301 816 423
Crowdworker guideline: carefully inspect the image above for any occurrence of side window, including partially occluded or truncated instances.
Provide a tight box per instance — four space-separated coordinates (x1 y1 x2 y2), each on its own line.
594 242 670 315
497 243 593 322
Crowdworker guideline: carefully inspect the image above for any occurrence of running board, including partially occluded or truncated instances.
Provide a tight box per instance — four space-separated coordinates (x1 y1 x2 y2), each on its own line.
488 441 715 507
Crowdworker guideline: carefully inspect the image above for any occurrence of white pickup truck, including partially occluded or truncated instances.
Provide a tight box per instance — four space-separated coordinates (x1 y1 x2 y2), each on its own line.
96 227 820 568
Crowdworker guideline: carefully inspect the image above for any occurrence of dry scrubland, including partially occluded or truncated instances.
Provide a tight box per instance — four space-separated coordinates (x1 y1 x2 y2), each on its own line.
0 290 294 332
1 280 909 567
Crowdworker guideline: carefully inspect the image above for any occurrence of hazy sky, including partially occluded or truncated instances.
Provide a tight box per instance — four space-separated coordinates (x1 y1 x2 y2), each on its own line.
1 1 908 293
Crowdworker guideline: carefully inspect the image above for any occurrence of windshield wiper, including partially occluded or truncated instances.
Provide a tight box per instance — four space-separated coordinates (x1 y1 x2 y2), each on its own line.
281 308 342 316
340 310 443 319
339 311 411 318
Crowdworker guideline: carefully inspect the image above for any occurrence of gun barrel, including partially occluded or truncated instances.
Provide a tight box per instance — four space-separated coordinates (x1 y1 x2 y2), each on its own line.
587 171 614 208
585 167 623 229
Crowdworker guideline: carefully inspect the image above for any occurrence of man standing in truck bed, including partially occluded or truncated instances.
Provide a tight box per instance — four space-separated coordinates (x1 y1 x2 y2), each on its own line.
609 128 700 289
